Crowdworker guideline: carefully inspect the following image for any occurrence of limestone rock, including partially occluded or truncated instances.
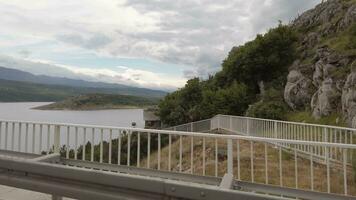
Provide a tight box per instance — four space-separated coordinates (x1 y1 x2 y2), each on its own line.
293 0 344 33
284 70 315 110
311 78 341 118
338 4 356 31
342 62 356 126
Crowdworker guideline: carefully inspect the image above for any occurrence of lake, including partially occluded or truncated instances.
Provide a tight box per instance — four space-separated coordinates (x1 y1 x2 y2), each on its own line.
0 102 144 127
0 102 144 152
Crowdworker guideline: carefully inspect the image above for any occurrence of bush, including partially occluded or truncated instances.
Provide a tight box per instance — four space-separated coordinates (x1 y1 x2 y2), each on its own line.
246 100 289 120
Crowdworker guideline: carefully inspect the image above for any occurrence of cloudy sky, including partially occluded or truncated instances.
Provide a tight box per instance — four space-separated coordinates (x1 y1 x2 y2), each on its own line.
0 0 321 91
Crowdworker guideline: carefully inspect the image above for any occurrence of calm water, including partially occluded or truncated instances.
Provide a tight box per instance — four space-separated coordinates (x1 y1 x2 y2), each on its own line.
0 102 144 152
0 102 144 127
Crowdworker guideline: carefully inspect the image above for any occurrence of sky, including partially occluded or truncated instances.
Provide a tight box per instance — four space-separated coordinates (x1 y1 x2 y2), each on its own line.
0 0 321 91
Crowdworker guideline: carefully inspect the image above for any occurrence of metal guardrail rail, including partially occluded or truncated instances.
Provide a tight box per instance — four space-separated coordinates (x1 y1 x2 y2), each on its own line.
0 150 354 200
0 119 356 198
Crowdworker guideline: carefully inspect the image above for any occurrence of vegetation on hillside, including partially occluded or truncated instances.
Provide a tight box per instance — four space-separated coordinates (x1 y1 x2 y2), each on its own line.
158 24 298 126
35 94 158 110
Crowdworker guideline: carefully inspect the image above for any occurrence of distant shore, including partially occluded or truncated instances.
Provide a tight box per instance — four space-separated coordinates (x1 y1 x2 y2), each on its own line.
33 94 158 111
33 103 146 111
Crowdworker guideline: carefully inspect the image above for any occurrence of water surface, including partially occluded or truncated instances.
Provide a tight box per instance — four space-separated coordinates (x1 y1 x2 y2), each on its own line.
0 102 144 152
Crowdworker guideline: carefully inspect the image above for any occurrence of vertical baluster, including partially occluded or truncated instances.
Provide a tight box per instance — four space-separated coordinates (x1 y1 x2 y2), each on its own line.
250 141 254 182
265 143 268 184
168 134 172 171
237 140 240 180
338 130 342 159
310 145 314 191
99 129 103 163
91 128 94 162
118 130 121 165
157 133 161 170
326 146 330 193
47 125 50 154
343 148 348 195
351 132 354 164
127 130 131 166
136 132 139 167
74 127 78 160
147 132 150 168
5 122 8 150
11 122 15 151
25 123 28 152
279 147 283 186
66 126 70 159
190 136 194 174
0 122 2 149
179 135 183 172
18 123 22 152
32 124 35 153
215 138 218 177
39 124 43 154
109 129 112 164
202 137 206 175
83 128 86 161
295 148 298 189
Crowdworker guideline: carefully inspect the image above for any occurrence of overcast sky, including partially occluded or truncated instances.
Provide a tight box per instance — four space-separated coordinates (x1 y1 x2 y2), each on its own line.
0 0 321 91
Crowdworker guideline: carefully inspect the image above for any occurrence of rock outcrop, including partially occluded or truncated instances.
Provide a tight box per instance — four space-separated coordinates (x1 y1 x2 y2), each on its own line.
284 62 315 110
342 62 356 127
284 0 356 127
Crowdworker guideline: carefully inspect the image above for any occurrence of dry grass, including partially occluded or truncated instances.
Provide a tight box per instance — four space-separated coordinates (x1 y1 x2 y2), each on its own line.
141 135 356 196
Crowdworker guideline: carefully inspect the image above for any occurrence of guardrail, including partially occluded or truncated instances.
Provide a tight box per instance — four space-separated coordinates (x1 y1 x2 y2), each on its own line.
168 114 356 165
0 119 356 197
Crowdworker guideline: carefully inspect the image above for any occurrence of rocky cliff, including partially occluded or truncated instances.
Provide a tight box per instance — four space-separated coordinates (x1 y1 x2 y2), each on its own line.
284 0 356 127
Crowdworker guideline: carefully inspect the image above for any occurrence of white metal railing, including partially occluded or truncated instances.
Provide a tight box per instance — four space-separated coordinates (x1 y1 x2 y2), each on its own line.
168 114 356 165
0 119 356 197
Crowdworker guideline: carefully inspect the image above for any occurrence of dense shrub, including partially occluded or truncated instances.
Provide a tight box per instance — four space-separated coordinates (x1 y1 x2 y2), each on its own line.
158 24 297 125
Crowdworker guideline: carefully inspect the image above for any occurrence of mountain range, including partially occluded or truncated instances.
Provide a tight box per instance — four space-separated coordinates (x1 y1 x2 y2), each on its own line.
0 66 166 102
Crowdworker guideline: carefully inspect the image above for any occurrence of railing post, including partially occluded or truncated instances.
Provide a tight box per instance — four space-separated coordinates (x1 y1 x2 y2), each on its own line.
229 116 232 132
54 125 60 153
247 118 250 136
274 121 277 138
218 115 221 131
324 128 328 161
191 122 193 132
227 139 233 175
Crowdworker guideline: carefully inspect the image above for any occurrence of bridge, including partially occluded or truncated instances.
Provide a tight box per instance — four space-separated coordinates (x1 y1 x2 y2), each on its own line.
0 114 355 199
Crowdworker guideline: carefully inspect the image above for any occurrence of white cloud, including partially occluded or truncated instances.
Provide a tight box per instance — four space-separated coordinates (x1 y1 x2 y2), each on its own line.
0 54 184 91
0 0 321 88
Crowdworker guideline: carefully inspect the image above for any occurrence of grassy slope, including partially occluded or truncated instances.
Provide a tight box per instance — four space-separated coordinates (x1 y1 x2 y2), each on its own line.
140 134 356 196
286 111 348 127
35 93 158 110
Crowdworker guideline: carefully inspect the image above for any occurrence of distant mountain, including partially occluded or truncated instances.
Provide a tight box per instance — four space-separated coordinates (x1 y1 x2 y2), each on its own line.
0 66 166 98
0 79 162 102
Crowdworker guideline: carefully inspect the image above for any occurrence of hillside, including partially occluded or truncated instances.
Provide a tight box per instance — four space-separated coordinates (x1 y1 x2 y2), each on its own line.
0 79 163 103
158 0 356 128
0 66 166 98
34 94 158 110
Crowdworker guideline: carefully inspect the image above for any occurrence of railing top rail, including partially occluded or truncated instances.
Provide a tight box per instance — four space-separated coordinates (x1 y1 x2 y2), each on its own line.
217 114 356 132
169 118 211 128
1 118 356 149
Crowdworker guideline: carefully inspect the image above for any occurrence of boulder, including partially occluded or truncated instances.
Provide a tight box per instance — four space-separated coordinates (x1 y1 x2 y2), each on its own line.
311 78 341 118
284 70 315 110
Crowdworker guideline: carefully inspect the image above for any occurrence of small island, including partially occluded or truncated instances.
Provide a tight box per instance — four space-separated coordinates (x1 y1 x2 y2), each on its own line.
34 93 158 110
